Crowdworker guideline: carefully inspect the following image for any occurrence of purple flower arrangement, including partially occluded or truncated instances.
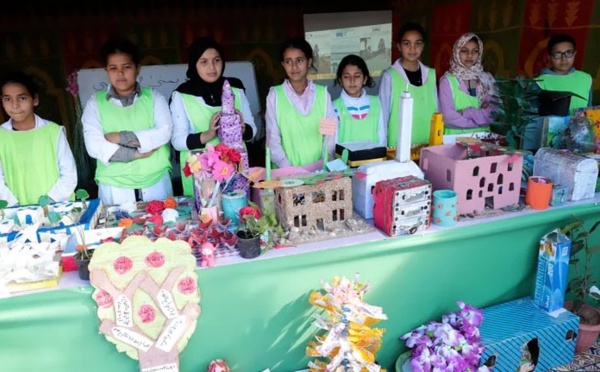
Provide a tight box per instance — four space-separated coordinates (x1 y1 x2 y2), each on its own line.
400 301 490 372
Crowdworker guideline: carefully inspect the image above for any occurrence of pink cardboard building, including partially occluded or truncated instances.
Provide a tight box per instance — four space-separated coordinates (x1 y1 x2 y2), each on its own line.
419 144 523 215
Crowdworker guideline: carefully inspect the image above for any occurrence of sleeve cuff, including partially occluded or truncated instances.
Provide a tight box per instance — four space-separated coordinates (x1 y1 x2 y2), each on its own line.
186 133 204 150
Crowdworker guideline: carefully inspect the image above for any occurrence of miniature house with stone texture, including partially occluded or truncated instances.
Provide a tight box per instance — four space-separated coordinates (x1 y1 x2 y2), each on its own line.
274 176 353 230
420 143 524 215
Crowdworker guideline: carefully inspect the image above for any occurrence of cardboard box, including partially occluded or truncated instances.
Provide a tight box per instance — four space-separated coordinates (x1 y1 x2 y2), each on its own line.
533 147 598 201
533 229 572 313
351 160 424 219
373 176 431 236
479 297 578 371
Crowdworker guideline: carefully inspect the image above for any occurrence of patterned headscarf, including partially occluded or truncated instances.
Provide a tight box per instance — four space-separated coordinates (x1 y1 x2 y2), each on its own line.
448 33 495 105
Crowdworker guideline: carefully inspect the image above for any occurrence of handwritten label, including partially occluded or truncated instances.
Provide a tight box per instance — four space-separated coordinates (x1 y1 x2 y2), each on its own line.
111 326 153 352
157 289 178 319
156 316 187 352
141 363 179 372
115 295 133 327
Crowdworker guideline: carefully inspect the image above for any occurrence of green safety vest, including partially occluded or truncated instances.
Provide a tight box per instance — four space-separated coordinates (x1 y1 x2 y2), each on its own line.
444 74 490 135
178 88 242 196
274 84 327 166
387 67 437 148
334 95 381 144
537 70 592 113
95 88 171 189
0 123 60 205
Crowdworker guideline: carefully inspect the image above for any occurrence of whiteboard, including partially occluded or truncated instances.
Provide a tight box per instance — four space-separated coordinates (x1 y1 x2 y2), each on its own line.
76 61 263 137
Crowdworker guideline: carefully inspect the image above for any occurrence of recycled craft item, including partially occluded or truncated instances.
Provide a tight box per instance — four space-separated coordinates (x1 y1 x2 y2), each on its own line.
219 79 250 196
89 236 200 372
307 273 387 372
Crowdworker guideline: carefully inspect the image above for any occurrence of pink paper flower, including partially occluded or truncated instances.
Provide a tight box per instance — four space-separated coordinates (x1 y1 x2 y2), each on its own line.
138 304 156 323
212 160 234 182
178 276 197 295
94 290 113 308
145 251 165 268
113 256 133 275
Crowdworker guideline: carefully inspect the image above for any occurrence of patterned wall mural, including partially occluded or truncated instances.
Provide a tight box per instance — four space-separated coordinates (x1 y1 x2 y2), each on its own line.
0 0 598 186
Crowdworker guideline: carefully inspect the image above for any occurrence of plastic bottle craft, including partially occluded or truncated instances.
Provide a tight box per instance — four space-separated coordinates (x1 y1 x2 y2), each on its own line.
219 79 250 196
307 273 387 372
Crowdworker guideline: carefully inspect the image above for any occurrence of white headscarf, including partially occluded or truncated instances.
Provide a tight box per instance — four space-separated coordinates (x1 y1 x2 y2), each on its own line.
448 33 496 105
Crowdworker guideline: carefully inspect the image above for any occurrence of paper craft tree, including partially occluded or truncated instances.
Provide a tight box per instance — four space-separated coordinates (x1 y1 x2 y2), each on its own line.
89 236 200 372
219 79 250 195
307 274 388 372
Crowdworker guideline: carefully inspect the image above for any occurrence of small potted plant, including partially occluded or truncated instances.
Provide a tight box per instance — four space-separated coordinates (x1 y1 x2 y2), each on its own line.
398 301 490 372
236 202 282 259
560 215 600 352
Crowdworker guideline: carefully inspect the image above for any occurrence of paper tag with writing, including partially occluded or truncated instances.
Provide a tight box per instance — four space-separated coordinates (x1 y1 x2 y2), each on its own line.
111 326 153 352
157 289 178 319
141 363 179 372
115 295 133 327
156 316 187 352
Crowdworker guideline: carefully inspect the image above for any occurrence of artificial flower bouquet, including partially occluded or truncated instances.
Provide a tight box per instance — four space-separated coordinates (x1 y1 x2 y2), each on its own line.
400 301 489 372
184 143 243 211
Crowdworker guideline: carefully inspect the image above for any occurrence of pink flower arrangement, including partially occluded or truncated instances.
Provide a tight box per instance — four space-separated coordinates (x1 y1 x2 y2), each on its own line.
184 143 241 183
400 301 489 372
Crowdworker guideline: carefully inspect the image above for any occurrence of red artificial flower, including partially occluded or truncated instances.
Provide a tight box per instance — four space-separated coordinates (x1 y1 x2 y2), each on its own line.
147 213 163 227
145 251 165 268
215 143 230 157
183 162 192 177
145 200 165 215
113 256 134 275
239 206 262 222
228 148 241 163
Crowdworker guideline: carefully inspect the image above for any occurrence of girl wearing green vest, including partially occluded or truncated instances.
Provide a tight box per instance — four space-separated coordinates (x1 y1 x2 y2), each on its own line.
438 33 497 135
81 37 173 206
265 37 337 168
0 71 77 207
333 54 386 146
170 36 257 197
378 22 438 150
537 34 593 113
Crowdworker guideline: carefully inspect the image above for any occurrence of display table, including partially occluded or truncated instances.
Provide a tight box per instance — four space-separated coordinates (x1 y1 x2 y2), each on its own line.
1 197 599 372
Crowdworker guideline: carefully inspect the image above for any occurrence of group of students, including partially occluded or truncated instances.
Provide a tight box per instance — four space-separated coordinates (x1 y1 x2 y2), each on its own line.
0 25 593 208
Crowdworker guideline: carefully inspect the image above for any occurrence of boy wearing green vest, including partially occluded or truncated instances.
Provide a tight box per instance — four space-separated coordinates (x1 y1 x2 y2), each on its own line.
537 34 593 113
265 37 337 168
438 33 497 134
0 71 77 207
333 54 386 146
170 36 256 196
81 37 173 206
379 22 438 150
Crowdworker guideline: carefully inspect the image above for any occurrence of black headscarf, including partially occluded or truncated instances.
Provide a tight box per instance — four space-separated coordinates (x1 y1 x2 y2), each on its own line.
174 36 245 107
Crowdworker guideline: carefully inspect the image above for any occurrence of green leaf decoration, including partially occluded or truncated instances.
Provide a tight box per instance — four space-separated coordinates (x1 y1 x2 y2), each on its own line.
38 195 50 207
75 189 89 200
48 212 62 224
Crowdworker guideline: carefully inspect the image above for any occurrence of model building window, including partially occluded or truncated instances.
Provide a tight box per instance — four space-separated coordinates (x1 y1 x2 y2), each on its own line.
508 162 514 171
293 193 306 206
294 215 300 227
339 209 345 220
332 209 338 221
472 166 479 176
487 183 494 192
509 182 515 191
490 162 497 173
339 189 345 200
497 174 503 184
312 191 325 203
466 189 473 200
331 190 337 201
479 177 486 188
301 214 307 226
